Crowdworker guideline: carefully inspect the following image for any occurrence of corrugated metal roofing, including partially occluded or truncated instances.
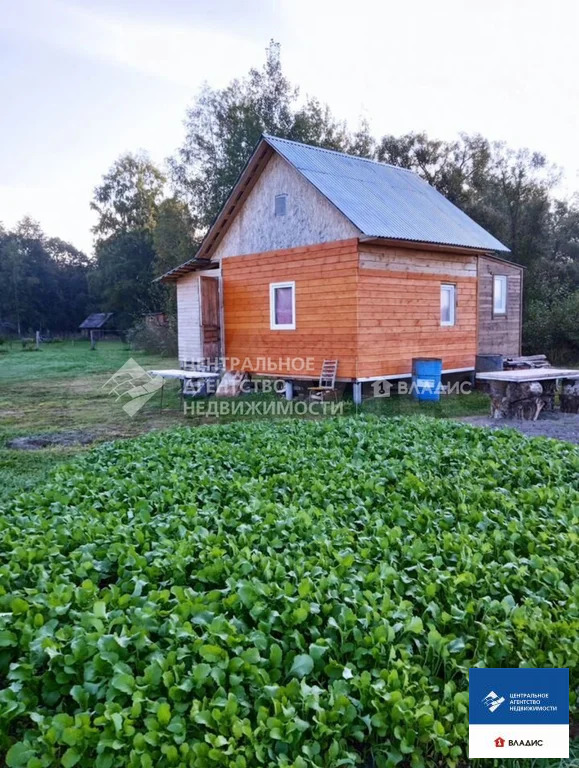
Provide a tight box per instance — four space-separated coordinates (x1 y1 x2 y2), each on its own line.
156 257 217 282
263 135 509 252
79 312 114 329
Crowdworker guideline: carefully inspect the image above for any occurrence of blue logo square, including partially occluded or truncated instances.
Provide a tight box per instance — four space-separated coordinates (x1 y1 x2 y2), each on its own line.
469 668 569 725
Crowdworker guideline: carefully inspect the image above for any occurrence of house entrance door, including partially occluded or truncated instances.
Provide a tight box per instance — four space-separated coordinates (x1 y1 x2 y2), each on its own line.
200 276 220 364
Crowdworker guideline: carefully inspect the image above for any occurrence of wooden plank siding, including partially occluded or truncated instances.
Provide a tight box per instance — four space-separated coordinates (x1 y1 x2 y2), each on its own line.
357 245 478 377
222 239 360 378
176 273 202 361
477 255 523 356
221 239 486 380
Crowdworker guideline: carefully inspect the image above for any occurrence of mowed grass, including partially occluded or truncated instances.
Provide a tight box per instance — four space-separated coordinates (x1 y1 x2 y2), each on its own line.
0 340 490 502
0 340 183 500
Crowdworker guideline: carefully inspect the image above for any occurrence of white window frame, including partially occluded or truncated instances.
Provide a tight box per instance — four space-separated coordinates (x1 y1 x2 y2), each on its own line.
493 274 507 316
270 281 296 330
440 283 456 326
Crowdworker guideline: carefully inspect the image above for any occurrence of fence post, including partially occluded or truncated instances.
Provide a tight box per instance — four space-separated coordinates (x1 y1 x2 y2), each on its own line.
35 331 41 351
90 330 96 351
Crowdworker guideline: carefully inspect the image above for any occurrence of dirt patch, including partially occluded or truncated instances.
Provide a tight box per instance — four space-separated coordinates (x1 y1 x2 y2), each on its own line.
6 430 98 450
65 376 110 395
0 410 24 418
459 411 579 445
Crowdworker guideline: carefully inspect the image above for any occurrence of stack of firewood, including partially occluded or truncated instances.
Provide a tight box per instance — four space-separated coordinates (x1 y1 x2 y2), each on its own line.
489 380 556 420
561 379 579 413
504 354 551 370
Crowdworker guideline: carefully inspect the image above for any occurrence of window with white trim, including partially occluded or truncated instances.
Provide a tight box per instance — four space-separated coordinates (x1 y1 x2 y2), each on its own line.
270 281 295 330
493 275 507 315
440 283 456 326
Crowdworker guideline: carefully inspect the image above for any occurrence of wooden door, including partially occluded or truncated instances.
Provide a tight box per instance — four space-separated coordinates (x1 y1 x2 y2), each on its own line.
200 276 220 363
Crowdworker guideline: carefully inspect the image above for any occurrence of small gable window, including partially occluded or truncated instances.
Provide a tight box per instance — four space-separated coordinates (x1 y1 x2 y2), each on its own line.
493 275 507 315
270 281 295 330
274 194 287 216
441 283 456 326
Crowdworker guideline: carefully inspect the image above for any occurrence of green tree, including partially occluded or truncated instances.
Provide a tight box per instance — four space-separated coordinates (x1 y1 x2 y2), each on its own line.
376 132 493 209
0 218 91 334
90 230 162 328
153 197 196 277
91 152 165 241
152 197 197 315
90 154 167 324
168 40 360 230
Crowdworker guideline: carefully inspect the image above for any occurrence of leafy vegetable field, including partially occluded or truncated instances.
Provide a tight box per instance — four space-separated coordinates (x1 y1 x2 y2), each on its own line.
1 416 577 768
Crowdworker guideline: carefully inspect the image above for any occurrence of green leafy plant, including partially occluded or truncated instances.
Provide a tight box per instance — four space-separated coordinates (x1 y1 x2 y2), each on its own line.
0 416 577 767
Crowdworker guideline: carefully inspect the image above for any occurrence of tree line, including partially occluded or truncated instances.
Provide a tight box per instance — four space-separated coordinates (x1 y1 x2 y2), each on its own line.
1 42 577 358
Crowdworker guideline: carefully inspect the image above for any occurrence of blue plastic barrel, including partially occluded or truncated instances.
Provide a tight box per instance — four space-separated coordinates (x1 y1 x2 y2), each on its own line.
412 358 442 401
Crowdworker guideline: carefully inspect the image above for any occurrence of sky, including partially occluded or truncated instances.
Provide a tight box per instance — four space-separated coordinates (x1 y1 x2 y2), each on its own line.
1 0 578 255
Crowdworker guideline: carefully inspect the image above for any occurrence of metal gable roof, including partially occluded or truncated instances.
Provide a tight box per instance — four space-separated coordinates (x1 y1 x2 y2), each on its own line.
79 312 114 329
263 135 510 253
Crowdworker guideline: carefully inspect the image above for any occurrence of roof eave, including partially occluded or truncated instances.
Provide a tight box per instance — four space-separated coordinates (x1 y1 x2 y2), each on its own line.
156 258 218 283
156 136 275 282
359 235 511 257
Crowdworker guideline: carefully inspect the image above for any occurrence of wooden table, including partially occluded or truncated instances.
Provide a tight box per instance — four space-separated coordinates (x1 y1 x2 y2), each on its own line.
147 369 220 409
476 368 579 419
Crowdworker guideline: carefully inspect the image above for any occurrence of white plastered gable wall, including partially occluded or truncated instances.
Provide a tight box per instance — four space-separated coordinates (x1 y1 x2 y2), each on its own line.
211 152 359 260
176 151 359 364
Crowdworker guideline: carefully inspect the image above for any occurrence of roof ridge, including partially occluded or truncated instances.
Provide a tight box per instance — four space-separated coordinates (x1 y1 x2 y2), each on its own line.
262 133 417 175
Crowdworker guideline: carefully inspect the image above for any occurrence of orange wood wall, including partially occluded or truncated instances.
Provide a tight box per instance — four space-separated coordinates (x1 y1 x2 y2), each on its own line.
357 245 478 377
222 239 359 379
221 239 479 380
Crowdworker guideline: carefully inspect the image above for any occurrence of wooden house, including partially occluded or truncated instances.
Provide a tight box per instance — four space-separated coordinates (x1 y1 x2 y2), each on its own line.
160 136 522 396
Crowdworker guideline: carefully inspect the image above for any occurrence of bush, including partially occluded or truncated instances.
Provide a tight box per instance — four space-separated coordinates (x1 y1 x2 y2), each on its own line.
524 290 579 364
127 317 178 357
0 417 577 767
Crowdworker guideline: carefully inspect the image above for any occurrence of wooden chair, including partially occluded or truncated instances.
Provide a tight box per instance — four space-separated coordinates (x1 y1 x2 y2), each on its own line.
308 360 339 402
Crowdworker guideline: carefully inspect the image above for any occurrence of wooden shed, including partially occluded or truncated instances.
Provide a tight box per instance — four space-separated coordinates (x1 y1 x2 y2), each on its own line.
79 312 114 339
160 135 522 392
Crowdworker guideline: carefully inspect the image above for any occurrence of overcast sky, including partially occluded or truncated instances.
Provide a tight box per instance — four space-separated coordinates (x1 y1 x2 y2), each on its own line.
1 0 578 254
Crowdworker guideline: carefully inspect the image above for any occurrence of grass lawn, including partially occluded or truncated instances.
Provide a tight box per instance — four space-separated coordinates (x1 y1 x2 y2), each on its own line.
0 339 490 502
0 340 182 500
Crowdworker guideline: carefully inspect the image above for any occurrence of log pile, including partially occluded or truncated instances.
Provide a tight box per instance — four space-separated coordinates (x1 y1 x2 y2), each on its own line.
504 354 551 370
560 378 579 413
489 380 557 420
